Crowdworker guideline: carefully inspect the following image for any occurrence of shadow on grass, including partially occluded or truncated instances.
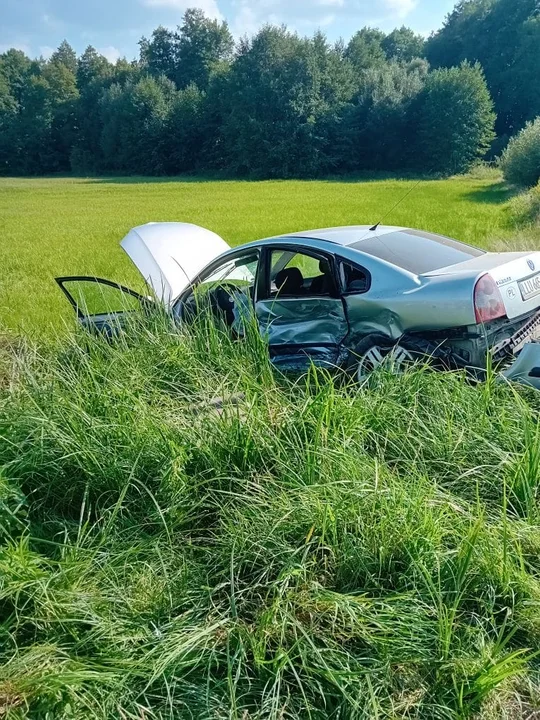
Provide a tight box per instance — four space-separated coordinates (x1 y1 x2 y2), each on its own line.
14 171 445 185
88 171 443 185
7 171 502 188
462 181 516 205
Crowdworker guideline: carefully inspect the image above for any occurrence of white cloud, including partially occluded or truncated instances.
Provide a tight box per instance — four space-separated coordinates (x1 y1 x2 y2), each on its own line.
232 4 259 37
97 45 122 62
141 0 222 20
230 0 417 40
39 45 55 59
0 41 31 55
319 14 337 27
384 0 418 19
41 13 65 31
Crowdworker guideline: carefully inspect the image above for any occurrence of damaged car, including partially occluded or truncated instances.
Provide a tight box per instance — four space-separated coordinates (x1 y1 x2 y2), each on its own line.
56 221 540 388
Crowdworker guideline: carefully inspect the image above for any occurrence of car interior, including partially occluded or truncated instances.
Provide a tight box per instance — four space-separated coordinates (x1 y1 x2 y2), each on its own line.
180 253 258 325
271 255 369 297
273 260 333 296
270 251 336 297
181 249 371 327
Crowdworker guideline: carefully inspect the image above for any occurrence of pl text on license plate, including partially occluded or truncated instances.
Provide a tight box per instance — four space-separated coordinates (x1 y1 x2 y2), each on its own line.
519 273 540 301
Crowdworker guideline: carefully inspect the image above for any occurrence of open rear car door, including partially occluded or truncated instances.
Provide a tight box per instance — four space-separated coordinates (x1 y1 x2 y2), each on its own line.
55 276 150 334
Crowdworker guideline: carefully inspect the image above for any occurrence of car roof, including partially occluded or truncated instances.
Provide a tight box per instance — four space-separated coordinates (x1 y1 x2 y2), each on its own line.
258 225 407 247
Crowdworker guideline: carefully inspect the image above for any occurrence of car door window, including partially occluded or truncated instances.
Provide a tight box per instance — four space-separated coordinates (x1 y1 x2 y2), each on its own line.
270 250 335 297
56 277 145 318
197 254 258 293
179 253 259 326
340 261 370 294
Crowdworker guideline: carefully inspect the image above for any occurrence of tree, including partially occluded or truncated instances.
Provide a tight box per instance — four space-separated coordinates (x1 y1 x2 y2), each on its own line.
497 12 540 134
382 27 425 62
14 75 55 173
0 73 18 173
159 83 207 173
43 58 80 171
427 0 539 134
100 76 175 173
219 26 355 177
413 62 495 175
0 8 530 178
0 49 33 105
77 46 112 89
0 45 80 174
69 47 114 171
139 26 179 84
176 9 234 90
501 118 540 188
345 28 387 71
340 59 428 171
112 57 141 86
0 50 33 173
426 0 494 68
50 40 78 74
42 60 78 106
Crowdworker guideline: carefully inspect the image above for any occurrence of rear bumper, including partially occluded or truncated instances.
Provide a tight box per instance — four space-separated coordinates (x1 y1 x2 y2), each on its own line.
501 343 540 390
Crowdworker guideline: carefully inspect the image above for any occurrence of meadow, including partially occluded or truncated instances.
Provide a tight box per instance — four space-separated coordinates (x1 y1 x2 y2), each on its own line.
2 173 540 718
0 171 535 336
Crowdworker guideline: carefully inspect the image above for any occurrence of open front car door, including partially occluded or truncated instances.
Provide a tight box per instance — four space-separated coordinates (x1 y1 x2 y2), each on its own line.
55 276 150 334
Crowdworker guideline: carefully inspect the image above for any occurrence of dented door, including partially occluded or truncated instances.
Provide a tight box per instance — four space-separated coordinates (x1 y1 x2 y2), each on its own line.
256 296 349 370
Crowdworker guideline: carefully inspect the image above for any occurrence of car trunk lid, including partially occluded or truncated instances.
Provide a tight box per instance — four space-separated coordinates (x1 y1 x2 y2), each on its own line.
423 251 540 319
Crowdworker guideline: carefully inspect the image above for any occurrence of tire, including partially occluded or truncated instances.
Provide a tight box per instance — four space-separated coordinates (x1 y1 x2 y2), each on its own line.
347 335 418 383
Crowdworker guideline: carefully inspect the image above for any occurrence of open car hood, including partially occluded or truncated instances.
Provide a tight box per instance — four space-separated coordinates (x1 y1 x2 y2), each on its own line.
121 222 230 305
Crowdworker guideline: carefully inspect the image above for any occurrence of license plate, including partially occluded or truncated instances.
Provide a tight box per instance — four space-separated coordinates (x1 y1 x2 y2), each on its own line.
519 273 540 301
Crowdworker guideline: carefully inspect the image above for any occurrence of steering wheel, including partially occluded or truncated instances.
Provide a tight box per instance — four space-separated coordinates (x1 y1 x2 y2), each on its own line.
208 282 246 325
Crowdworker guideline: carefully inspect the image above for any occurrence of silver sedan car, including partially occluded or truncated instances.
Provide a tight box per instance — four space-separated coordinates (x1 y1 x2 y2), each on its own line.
56 222 540 389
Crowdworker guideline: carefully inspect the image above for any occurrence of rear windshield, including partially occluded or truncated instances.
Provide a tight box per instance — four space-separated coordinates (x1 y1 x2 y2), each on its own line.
351 230 484 274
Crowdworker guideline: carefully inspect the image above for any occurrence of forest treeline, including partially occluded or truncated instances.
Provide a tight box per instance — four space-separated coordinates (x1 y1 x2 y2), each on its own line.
0 0 538 178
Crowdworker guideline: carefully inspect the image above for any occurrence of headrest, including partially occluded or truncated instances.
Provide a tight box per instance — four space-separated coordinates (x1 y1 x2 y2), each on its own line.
275 267 304 295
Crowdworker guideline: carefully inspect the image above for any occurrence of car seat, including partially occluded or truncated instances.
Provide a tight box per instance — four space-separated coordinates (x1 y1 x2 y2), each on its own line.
310 260 332 294
275 267 304 296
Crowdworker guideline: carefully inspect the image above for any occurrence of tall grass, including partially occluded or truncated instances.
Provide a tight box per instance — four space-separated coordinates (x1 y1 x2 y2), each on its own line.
509 182 540 229
2 315 540 717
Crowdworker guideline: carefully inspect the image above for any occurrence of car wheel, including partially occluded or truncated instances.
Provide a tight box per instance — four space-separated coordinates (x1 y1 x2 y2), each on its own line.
357 344 416 381
348 336 417 382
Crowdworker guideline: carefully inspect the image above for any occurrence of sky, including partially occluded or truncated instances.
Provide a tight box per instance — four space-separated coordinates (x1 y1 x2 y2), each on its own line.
0 0 457 63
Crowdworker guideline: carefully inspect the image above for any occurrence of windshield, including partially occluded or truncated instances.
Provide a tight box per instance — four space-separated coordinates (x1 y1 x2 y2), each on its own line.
351 230 484 274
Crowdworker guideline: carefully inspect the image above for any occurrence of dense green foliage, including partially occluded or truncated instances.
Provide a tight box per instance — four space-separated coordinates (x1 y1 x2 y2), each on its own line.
501 118 540 188
510 181 540 227
1 172 530 336
2 316 540 717
0 3 504 178
414 63 496 176
426 0 540 139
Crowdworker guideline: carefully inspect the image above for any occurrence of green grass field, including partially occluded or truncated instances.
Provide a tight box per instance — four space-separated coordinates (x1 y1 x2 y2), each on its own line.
3 315 540 718
3 173 540 718
1 172 536 336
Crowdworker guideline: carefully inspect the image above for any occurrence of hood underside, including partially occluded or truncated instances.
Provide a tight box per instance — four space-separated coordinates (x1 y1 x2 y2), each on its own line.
120 222 230 305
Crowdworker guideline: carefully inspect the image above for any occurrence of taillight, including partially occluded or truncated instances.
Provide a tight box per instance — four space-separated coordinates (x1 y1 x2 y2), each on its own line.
474 273 506 324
